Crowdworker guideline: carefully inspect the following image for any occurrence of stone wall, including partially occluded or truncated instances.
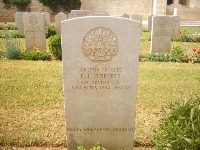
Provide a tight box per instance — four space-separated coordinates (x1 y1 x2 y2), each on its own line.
0 0 68 22
81 0 152 19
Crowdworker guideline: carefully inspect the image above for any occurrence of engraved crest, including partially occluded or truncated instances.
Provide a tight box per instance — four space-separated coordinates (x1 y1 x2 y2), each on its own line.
82 27 118 63
29 15 38 26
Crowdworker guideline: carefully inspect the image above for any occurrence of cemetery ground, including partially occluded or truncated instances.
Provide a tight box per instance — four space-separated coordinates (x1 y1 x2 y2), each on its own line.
0 26 200 149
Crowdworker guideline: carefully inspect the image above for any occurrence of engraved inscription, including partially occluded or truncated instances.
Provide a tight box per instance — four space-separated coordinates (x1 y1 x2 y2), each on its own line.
71 67 132 90
82 27 118 63
155 17 169 36
67 128 134 132
29 15 38 25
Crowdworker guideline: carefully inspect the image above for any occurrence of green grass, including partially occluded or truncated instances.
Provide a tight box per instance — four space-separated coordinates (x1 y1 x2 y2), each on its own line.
0 60 200 148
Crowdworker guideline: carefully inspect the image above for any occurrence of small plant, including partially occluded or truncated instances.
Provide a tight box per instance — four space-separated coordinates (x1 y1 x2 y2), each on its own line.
5 34 21 60
77 145 107 150
172 30 200 42
146 53 169 62
0 23 18 30
153 96 200 150
46 25 56 38
147 44 200 63
49 34 62 60
20 48 52 61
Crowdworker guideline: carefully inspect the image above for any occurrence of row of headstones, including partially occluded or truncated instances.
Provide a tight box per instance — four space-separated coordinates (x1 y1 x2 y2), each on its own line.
121 13 181 53
14 10 144 52
14 10 110 51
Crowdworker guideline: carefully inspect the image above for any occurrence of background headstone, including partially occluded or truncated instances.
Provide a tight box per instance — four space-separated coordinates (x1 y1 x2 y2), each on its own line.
42 12 50 29
14 12 25 33
147 15 154 31
23 12 46 51
71 10 88 17
171 16 181 37
150 16 173 53
122 13 130 19
55 12 67 33
131 14 143 23
68 12 78 19
90 13 109 16
62 16 141 150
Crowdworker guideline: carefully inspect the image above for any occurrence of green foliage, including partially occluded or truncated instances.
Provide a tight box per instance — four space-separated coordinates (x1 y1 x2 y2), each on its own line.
0 50 6 59
5 35 21 60
172 30 200 42
20 50 52 61
0 23 18 30
3 0 31 11
153 96 200 150
147 44 200 63
46 26 57 38
39 0 81 11
77 145 107 150
49 34 62 60
146 53 169 62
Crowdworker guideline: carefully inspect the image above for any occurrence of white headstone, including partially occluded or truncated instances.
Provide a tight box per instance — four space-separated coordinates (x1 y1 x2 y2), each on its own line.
150 16 173 53
122 13 130 19
14 12 25 33
55 12 67 33
23 12 46 51
68 12 78 19
171 16 181 37
42 12 50 29
62 16 141 150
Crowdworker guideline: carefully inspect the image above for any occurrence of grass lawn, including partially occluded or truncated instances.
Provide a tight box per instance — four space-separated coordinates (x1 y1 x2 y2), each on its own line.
0 26 200 149
0 60 200 148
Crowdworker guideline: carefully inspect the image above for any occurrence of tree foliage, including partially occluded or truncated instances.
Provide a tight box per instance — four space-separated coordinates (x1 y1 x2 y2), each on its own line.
3 0 31 11
39 0 81 12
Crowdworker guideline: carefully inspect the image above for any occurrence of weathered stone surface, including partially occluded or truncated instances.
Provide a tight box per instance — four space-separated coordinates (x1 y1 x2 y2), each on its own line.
62 16 141 150
23 12 46 51
68 12 78 19
171 16 181 37
55 12 67 33
131 14 143 23
150 16 173 53
14 12 25 33
122 13 130 19
147 15 154 31
71 10 89 17
42 12 50 29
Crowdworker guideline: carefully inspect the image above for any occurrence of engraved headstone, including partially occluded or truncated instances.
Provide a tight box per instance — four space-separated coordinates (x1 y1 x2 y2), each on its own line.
68 12 78 19
23 12 46 51
62 16 141 150
171 16 181 37
147 15 154 31
42 12 50 29
55 12 67 33
14 12 25 33
150 16 173 53
122 13 130 19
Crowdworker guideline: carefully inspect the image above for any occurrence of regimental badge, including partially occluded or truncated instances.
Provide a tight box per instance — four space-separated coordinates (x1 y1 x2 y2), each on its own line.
82 27 118 63
29 15 38 26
